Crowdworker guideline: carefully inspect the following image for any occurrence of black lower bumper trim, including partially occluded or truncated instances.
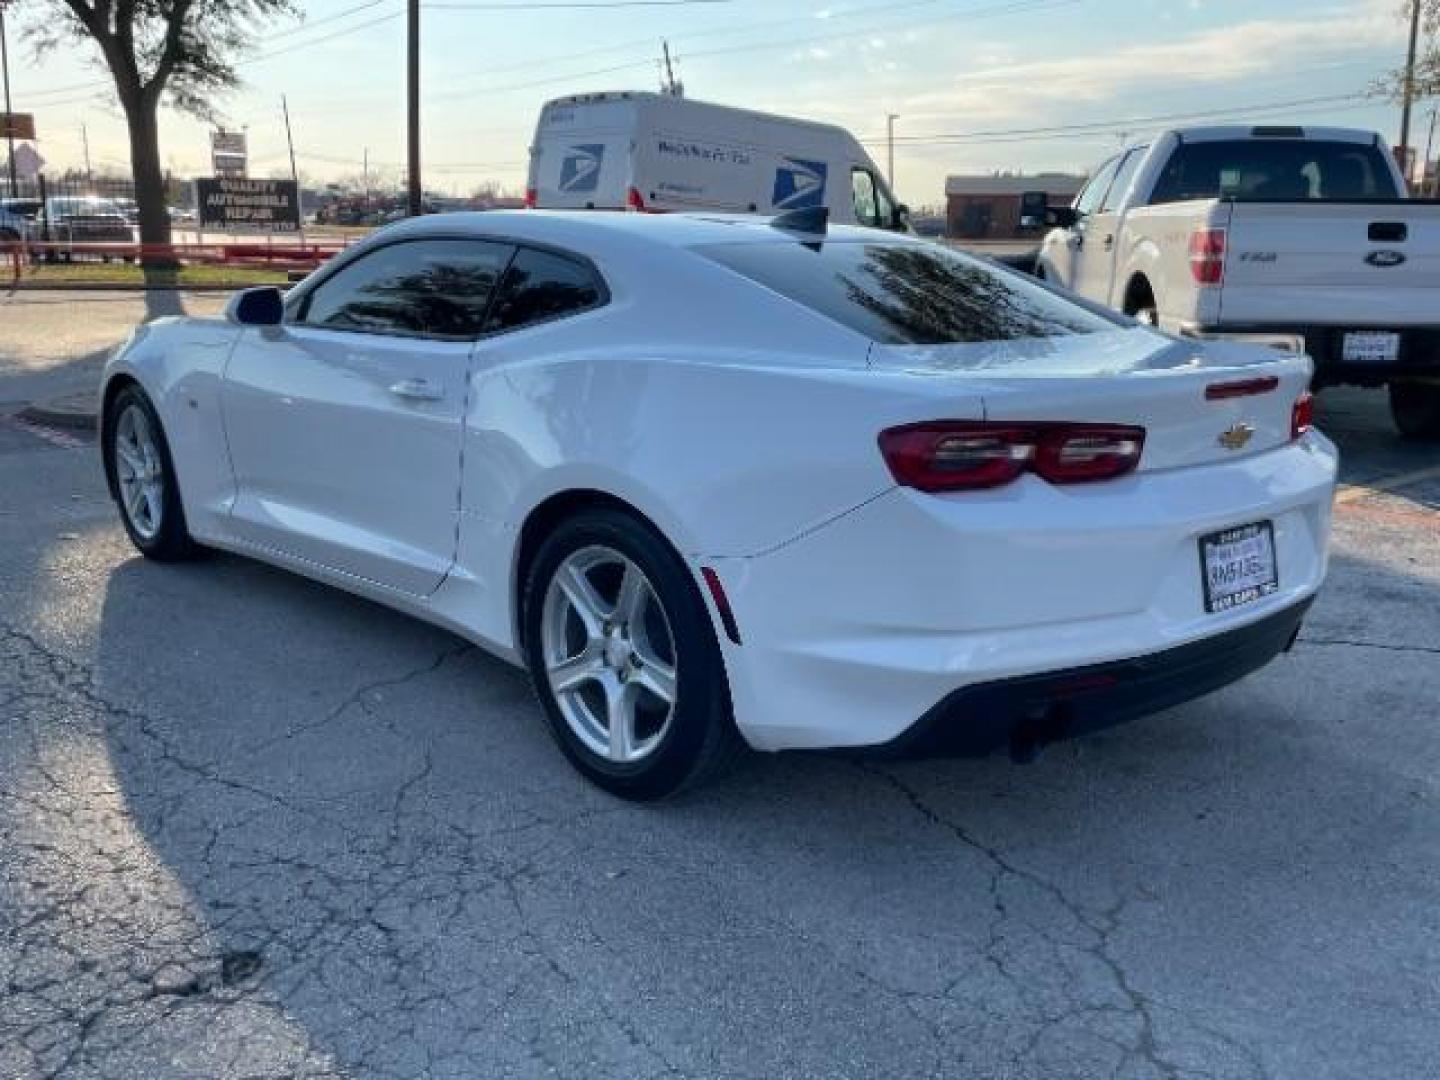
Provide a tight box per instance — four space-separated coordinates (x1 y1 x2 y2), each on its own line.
877 598 1313 759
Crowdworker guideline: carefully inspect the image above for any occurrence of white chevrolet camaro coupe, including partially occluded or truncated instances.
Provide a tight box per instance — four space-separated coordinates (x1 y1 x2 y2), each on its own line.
101 209 1338 798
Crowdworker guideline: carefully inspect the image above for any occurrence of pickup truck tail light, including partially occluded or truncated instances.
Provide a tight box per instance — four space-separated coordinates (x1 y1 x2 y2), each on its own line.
1291 392 1314 439
524 187 537 208
878 422 1146 492
1188 228 1226 285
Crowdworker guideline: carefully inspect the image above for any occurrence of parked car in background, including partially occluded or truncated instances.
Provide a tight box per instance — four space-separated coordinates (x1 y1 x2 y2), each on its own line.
528 91 909 230
99 209 1334 798
0 198 41 247
43 197 135 261
1038 125 1440 439
113 197 141 227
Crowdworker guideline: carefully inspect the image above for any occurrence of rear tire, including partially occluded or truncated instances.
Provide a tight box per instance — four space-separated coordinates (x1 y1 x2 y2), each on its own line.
1389 381 1440 441
103 384 200 561
521 508 741 800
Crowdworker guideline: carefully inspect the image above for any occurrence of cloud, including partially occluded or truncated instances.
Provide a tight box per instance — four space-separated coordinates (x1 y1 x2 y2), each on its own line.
898 3 1403 123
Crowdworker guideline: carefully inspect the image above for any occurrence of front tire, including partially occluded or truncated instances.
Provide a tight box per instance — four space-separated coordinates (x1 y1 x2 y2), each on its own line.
521 509 740 800
1389 381 1440 441
104 384 198 561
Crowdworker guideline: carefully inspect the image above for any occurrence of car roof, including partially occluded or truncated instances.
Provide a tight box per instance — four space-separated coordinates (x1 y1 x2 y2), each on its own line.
377 209 916 254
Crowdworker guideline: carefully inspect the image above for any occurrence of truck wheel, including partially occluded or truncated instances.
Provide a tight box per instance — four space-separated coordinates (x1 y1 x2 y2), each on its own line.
1389 382 1440 441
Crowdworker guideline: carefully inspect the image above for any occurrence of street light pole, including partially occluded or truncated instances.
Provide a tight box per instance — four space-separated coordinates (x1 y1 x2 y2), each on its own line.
406 0 422 217
886 113 898 190
0 0 19 199
1398 0 1423 183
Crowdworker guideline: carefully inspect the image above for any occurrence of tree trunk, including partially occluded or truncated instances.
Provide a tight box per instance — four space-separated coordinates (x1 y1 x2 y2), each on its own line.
121 97 175 271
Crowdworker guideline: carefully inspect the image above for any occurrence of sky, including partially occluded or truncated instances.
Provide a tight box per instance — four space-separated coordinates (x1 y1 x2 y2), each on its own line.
3 0 1430 207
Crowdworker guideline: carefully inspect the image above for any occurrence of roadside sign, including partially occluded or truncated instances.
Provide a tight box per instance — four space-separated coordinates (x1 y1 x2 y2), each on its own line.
1 113 36 141
196 177 301 232
12 143 43 180
211 130 248 178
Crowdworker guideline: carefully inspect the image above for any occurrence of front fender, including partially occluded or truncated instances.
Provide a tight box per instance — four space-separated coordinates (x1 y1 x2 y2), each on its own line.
102 318 243 538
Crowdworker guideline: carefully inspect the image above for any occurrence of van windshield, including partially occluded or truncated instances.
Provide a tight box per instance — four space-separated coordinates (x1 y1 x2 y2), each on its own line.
696 240 1119 345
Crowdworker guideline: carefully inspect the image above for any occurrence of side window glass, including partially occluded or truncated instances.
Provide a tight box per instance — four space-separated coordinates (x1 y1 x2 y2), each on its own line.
485 248 605 333
300 239 513 338
1101 149 1145 212
874 180 897 229
1074 157 1119 219
851 168 881 227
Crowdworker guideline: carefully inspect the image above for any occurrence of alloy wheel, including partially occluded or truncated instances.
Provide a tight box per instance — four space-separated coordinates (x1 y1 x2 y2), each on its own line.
540 545 679 764
114 403 165 541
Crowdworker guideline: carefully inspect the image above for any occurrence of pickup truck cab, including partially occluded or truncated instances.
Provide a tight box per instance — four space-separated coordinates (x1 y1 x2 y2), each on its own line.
1038 126 1440 438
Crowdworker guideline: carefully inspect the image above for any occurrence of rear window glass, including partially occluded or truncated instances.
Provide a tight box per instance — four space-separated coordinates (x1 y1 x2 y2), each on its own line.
696 240 1117 345
1150 139 1399 203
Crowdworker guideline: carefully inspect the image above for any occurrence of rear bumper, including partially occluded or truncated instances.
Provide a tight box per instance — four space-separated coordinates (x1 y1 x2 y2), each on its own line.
1179 323 1440 386
707 434 1337 752
879 597 1311 759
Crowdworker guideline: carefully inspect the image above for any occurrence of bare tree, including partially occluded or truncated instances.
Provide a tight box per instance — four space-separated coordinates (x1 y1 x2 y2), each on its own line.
29 0 296 256
1372 1 1440 103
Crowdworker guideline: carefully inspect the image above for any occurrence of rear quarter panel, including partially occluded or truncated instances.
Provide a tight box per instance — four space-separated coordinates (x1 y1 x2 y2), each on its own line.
1121 200 1228 330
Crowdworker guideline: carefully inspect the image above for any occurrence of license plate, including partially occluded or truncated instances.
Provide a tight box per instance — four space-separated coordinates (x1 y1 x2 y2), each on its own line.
1342 331 1400 364
1199 522 1278 614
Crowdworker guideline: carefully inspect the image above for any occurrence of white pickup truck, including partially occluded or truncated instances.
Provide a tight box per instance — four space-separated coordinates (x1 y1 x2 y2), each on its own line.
1037 125 1440 438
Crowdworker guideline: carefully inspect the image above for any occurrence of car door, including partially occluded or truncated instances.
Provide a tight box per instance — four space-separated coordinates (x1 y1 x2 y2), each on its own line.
1045 155 1118 292
221 237 514 596
1073 148 1145 306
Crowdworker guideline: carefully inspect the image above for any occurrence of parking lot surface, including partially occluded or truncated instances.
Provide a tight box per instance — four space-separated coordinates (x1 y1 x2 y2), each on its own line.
1 292 1437 1079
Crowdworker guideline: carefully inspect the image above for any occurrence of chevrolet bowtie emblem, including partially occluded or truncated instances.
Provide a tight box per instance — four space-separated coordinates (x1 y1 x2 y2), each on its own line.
1218 423 1255 451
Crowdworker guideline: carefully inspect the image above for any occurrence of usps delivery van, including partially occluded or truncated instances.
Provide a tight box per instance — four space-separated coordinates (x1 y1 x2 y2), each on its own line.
527 92 908 230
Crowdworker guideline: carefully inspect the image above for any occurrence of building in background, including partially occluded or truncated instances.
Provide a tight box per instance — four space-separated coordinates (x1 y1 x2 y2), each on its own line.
945 173 1086 240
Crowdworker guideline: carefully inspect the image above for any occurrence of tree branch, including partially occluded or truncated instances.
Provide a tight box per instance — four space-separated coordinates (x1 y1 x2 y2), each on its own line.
146 0 196 98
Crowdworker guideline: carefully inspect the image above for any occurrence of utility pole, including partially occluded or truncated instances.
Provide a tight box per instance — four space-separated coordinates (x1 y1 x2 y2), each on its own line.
407 0 422 216
0 0 18 199
1398 0 1423 182
886 113 898 190
363 146 371 212
82 122 93 184
1424 106 1439 197
282 94 306 246
661 40 683 96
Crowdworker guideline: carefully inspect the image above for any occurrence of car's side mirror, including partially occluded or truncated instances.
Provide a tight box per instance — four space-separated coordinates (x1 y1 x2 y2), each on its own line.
1044 206 1079 229
227 286 285 326
892 203 911 231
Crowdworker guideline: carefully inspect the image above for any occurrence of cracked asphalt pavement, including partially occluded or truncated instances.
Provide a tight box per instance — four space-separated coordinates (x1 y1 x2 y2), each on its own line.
1 292 1438 1078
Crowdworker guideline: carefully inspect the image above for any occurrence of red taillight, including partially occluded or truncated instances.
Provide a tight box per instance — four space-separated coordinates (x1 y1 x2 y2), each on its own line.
878 422 1146 492
1291 391 1314 439
625 186 646 212
1188 228 1226 285
524 187 537 209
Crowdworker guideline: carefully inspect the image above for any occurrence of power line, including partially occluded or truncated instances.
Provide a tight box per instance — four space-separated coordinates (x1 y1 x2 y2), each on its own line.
856 91 1375 146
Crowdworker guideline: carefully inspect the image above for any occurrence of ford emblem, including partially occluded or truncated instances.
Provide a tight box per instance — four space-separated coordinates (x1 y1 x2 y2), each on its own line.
1364 250 1407 268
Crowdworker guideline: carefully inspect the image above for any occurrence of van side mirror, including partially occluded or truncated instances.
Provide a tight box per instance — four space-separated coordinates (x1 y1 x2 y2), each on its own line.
892 203 911 231
1044 206 1079 229
227 286 285 326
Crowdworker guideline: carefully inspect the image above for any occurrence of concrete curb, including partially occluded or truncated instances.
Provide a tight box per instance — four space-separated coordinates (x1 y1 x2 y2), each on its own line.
5 282 245 293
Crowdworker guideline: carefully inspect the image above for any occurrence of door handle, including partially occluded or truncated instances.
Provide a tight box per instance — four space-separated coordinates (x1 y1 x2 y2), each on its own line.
388 377 444 402
1068 234 1082 251
1102 234 1115 252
